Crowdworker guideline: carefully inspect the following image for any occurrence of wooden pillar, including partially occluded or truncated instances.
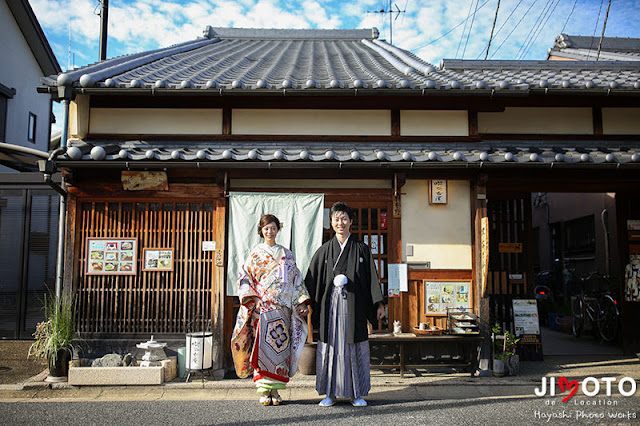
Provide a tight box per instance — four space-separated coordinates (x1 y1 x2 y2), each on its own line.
474 174 492 372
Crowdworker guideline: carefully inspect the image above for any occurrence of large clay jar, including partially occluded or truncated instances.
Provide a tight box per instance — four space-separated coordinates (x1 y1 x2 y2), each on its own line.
298 342 317 375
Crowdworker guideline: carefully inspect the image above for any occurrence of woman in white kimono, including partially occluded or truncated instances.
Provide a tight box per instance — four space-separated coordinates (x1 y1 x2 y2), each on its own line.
231 214 310 406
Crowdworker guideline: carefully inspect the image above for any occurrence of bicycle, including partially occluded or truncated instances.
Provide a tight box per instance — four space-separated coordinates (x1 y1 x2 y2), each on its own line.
571 274 620 343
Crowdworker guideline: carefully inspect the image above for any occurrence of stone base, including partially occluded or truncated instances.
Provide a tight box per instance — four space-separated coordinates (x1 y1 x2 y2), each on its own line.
68 356 177 386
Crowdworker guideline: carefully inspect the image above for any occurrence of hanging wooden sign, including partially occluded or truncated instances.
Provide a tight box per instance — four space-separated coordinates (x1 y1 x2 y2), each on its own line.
429 179 448 204
121 171 168 191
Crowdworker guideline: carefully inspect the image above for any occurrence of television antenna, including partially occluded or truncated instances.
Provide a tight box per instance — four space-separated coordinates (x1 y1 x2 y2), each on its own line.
367 1 408 45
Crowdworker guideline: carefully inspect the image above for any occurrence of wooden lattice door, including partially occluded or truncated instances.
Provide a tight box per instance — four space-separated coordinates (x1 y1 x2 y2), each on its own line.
486 198 532 296
76 200 218 336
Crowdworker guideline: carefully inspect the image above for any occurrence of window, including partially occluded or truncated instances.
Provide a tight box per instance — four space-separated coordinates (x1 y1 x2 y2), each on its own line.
0 82 16 141
563 215 595 254
27 112 36 143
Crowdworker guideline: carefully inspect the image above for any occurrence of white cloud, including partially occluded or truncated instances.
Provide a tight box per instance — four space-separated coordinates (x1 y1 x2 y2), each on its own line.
30 0 640 71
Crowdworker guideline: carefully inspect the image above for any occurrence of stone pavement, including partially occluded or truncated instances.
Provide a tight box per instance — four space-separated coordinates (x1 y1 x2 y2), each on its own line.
1 329 638 402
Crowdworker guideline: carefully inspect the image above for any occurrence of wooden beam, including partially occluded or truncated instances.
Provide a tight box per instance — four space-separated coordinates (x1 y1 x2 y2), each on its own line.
391 109 400 137
593 106 603 135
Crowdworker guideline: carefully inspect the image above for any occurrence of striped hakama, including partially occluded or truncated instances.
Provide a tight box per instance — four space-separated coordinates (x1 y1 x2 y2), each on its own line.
315 285 371 399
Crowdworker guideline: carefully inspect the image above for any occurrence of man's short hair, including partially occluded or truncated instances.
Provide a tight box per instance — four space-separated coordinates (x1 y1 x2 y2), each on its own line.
330 202 352 220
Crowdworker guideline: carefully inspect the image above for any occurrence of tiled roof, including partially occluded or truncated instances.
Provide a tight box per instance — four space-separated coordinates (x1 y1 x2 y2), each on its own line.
548 34 640 62
58 139 640 168
41 27 640 94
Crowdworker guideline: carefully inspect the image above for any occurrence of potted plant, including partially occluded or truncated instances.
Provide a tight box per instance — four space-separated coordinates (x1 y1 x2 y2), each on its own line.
492 323 521 376
28 293 79 382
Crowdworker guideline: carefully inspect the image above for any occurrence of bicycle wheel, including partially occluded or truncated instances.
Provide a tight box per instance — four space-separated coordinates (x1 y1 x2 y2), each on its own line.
596 295 619 343
571 296 583 337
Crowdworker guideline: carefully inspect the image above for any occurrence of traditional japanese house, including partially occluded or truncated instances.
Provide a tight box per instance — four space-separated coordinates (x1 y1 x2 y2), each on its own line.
37 27 640 372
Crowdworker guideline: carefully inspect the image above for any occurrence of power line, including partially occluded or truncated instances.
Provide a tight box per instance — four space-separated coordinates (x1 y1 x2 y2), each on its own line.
484 0 502 59
596 0 613 60
456 0 476 58
413 0 492 51
462 0 481 58
486 0 539 59
515 0 554 59
560 0 579 34
520 0 562 59
588 0 605 59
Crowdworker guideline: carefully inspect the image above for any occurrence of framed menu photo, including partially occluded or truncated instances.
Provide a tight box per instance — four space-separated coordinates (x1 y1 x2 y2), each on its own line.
142 248 174 272
86 237 137 275
424 280 472 315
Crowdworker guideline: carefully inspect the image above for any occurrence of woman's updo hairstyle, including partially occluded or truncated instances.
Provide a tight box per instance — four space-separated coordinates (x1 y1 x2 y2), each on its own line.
257 214 281 238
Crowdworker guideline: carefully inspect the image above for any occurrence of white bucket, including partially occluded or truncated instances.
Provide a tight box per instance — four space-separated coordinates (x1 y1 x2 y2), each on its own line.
186 332 213 370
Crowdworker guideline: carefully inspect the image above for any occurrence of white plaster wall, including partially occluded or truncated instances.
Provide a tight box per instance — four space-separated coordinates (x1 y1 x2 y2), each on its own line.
478 107 593 134
602 108 640 134
0 0 52 169
231 179 391 189
400 110 468 136
89 108 223 135
232 109 391 135
401 179 472 269
69 95 90 138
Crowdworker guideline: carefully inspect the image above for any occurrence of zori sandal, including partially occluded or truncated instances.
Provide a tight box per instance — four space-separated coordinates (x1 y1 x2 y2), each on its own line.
270 390 283 406
259 394 272 406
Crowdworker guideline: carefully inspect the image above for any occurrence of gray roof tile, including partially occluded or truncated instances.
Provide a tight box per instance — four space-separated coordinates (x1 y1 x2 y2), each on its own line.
60 138 640 168
41 28 640 94
549 34 640 61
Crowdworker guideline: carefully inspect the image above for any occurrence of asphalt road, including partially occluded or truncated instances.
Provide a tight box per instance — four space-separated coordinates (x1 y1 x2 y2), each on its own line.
1 394 638 425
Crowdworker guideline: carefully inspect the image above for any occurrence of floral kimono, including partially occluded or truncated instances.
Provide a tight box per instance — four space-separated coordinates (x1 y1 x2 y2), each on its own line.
231 243 310 389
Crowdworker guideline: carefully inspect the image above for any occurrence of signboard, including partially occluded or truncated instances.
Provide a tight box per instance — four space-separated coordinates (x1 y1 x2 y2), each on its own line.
86 237 137 275
424 280 471 314
142 248 174 272
429 179 448 204
627 220 640 230
512 299 540 335
387 263 408 298
121 171 168 191
481 217 489 297
380 211 388 230
499 242 522 253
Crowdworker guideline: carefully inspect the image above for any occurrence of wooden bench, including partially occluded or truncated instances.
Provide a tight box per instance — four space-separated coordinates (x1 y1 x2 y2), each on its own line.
368 333 484 377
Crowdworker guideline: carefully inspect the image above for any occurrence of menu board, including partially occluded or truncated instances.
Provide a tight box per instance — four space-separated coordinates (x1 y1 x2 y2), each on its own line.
143 248 174 272
424 280 471 314
86 238 137 275
512 299 540 335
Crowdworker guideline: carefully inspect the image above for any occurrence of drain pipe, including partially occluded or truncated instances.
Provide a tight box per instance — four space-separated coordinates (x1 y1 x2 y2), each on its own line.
41 95 71 300
601 209 610 276
54 97 70 299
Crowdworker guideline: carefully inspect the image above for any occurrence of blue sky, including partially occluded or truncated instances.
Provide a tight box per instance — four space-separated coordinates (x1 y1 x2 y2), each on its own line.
31 0 640 72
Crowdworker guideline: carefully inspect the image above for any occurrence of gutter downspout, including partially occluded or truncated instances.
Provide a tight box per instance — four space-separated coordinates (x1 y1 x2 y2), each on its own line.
46 97 71 300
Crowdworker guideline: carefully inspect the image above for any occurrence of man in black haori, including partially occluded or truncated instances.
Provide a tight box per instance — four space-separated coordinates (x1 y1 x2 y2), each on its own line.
305 201 385 407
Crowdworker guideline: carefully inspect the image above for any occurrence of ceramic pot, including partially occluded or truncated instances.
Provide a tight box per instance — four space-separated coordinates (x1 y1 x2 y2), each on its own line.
47 349 71 381
298 342 317 375
493 359 505 377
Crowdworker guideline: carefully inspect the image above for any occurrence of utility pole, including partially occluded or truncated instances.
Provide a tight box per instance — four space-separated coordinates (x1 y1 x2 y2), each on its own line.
99 0 109 61
367 1 407 45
